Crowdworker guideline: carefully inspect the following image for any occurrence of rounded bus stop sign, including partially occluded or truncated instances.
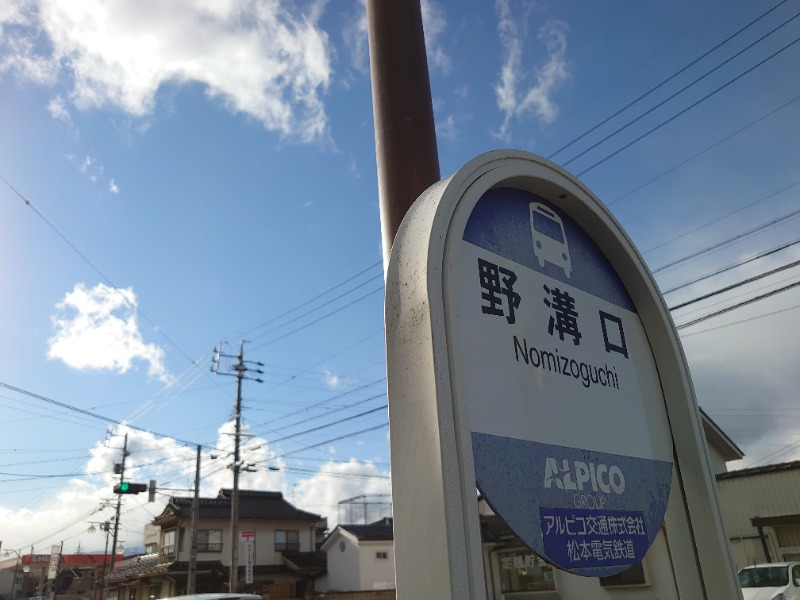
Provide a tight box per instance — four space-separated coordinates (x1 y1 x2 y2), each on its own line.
385 150 740 600
455 185 673 577
386 150 740 598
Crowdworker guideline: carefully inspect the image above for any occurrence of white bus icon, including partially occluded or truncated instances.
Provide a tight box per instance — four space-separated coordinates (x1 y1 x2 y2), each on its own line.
530 202 572 278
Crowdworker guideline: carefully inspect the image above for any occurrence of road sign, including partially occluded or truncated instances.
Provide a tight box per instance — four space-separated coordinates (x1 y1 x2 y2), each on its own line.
46 545 59 580
385 150 741 598
459 187 673 576
241 531 255 584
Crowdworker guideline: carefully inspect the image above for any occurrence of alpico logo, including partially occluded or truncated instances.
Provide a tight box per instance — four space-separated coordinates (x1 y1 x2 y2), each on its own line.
544 458 625 494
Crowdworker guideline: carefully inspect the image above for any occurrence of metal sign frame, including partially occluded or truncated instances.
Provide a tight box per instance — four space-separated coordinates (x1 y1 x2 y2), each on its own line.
385 150 740 599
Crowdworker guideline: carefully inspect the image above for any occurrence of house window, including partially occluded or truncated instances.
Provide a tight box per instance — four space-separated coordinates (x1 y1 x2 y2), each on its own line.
376 551 389 560
197 529 223 552
497 550 555 593
128 589 136 600
275 530 300 552
161 529 176 556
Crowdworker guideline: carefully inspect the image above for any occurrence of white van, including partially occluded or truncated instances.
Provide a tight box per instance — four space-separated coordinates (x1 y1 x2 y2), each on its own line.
530 202 572 278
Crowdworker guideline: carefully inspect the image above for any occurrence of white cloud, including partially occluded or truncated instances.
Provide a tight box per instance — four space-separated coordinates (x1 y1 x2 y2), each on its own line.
343 0 369 73
0 420 390 553
48 282 172 383
494 0 570 140
293 458 391 526
420 0 450 74
47 95 74 126
322 368 341 388
109 179 120 194
0 0 333 143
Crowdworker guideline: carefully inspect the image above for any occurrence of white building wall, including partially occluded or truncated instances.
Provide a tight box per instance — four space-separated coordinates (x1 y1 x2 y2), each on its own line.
718 468 800 536
320 532 361 592
706 442 729 477
356 541 395 590
171 517 315 566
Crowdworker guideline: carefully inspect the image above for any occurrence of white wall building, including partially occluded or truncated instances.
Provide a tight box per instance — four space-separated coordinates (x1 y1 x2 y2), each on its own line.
318 517 395 593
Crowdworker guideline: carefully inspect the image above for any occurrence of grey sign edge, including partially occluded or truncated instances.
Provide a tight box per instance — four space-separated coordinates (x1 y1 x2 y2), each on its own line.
384 149 741 599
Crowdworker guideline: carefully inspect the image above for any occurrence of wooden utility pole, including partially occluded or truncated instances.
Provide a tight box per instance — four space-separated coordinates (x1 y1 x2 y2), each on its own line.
366 0 440 265
212 341 262 593
109 434 127 574
187 445 201 594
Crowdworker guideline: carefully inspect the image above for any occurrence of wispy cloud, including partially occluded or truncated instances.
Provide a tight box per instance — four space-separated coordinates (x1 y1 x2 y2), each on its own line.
109 179 120 194
323 368 341 388
494 0 570 140
0 0 333 143
47 95 74 126
48 283 171 383
421 0 450 74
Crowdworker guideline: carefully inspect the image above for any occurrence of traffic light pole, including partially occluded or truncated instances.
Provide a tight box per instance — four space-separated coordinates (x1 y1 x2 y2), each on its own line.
109 434 128 574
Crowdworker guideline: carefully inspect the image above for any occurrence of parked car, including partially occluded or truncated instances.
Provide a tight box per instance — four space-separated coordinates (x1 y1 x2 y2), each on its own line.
738 562 800 600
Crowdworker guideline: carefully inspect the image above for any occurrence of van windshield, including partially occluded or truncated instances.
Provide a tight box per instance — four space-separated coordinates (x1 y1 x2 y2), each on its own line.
739 566 789 588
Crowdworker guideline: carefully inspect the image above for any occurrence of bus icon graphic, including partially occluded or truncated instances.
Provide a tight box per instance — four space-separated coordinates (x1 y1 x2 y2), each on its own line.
530 202 572 278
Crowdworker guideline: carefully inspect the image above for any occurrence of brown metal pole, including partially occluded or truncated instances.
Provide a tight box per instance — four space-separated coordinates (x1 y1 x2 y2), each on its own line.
367 0 441 266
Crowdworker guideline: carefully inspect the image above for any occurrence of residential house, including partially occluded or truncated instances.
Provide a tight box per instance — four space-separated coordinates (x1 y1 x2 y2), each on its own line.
104 489 326 600
317 518 395 593
716 459 800 568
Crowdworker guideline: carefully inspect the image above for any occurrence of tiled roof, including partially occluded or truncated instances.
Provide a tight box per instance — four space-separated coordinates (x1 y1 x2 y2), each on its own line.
338 517 394 541
104 558 230 583
480 515 516 543
103 554 161 582
716 459 800 481
281 551 327 571
154 489 321 524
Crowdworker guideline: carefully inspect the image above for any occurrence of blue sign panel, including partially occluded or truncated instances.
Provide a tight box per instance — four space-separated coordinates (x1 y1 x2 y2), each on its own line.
540 507 649 568
472 433 671 577
457 186 674 577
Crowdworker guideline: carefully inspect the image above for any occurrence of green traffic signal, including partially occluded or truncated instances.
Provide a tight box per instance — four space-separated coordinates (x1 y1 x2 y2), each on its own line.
113 481 148 494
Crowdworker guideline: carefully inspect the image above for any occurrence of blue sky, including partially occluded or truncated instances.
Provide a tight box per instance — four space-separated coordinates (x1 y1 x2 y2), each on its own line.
1 0 799 556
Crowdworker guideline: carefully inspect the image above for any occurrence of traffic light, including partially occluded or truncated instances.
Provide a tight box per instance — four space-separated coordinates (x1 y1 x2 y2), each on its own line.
113 482 148 494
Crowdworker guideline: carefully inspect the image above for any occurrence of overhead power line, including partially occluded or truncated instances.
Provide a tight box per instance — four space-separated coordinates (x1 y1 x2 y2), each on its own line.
576 33 800 177
668 258 800 311
680 303 800 337
249 285 384 351
608 94 800 207
676 279 800 329
662 237 800 295
0 172 204 370
652 206 800 273
238 261 382 339
549 0 793 160
0 380 219 452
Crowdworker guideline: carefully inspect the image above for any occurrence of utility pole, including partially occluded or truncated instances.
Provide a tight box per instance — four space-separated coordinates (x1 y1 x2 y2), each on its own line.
99 521 111 600
212 341 262 593
366 0 440 266
187 445 201 594
110 434 128 574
